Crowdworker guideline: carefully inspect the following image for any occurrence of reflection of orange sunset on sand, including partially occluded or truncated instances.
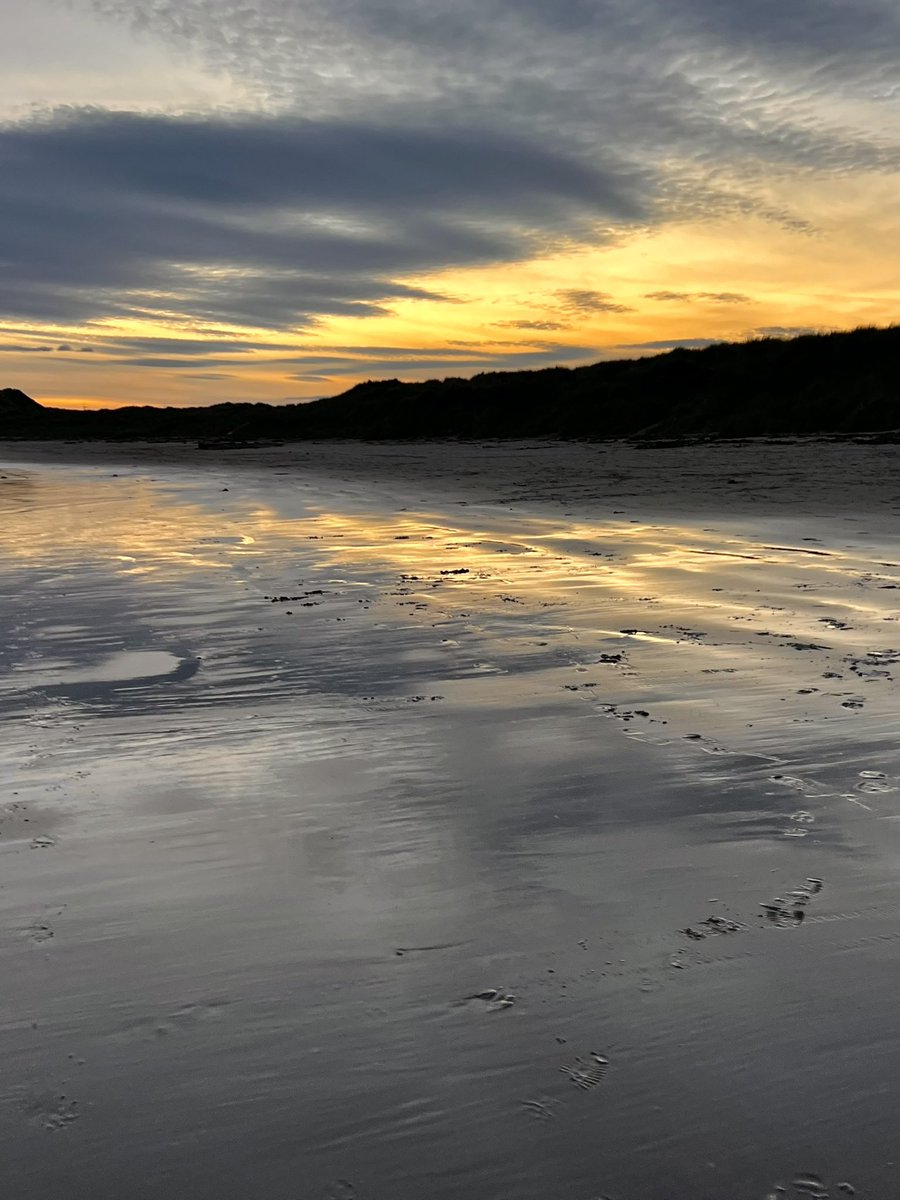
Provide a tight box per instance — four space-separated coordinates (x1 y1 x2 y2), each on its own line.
4 442 900 1197
4 440 898 635
0 462 837 614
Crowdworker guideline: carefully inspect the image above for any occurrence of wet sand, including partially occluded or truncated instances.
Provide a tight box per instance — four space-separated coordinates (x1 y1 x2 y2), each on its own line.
2 440 900 1199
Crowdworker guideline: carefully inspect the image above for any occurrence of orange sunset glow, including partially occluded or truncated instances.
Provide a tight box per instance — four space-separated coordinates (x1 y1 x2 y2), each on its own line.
2 1 899 408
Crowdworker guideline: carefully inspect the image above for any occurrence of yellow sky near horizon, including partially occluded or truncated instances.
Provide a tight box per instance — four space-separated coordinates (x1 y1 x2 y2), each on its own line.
10 177 899 412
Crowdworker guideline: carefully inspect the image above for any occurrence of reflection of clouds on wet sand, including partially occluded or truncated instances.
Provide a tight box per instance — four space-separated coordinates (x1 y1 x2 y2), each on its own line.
1 449 900 1199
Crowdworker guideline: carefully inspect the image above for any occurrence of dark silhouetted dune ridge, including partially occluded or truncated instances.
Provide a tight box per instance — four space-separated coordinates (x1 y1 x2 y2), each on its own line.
0 387 42 415
4 325 899 442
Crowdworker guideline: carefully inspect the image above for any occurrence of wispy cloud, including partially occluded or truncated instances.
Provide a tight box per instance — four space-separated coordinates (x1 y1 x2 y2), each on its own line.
495 320 566 331
645 291 751 304
617 337 724 351
557 289 633 314
750 325 824 337
77 0 900 186
283 341 599 379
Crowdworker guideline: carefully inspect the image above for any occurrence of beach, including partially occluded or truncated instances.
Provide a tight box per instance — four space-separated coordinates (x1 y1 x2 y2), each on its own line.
2 439 900 1199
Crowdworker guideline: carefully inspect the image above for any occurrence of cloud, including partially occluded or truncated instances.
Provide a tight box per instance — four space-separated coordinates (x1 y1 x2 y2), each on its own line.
495 320 566 331
283 341 599 379
87 335 295 357
118 357 259 369
557 289 633 314
750 325 824 338
644 291 693 302
0 108 649 328
8 109 638 215
645 291 750 303
83 0 900 107
617 337 724 351
653 0 900 69
72 339 600 375
79 0 900 188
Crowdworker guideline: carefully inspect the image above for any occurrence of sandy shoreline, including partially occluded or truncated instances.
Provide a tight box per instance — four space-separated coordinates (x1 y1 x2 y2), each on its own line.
2 443 900 1198
6 434 900 518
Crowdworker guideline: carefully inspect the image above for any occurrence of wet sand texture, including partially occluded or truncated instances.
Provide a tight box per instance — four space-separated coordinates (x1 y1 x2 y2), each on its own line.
2 441 900 1199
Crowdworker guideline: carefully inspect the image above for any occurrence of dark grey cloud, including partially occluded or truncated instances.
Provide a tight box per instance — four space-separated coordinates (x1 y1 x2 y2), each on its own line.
73 339 599 375
0 109 647 327
284 344 516 361
656 0 899 66
284 341 598 379
118 356 260 369
88 335 301 357
7 110 636 215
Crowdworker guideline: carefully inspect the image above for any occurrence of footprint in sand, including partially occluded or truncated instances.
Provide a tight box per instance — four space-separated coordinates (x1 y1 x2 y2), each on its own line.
461 988 516 1012
114 999 231 1041
679 879 823 949
761 878 823 927
22 1093 80 1131
770 774 819 794
763 1171 856 1198
21 904 65 944
559 1051 610 1092
784 810 815 838
681 915 745 941
521 1049 612 1117
21 920 54 944
520 1097 560 1121
856 769 898 794
324 1181 357 1200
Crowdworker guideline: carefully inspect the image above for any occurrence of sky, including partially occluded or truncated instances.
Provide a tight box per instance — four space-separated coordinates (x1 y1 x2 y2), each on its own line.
1 0 899 409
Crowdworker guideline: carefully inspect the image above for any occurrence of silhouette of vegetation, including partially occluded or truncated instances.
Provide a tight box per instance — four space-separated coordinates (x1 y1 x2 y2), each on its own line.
3 326 899 443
